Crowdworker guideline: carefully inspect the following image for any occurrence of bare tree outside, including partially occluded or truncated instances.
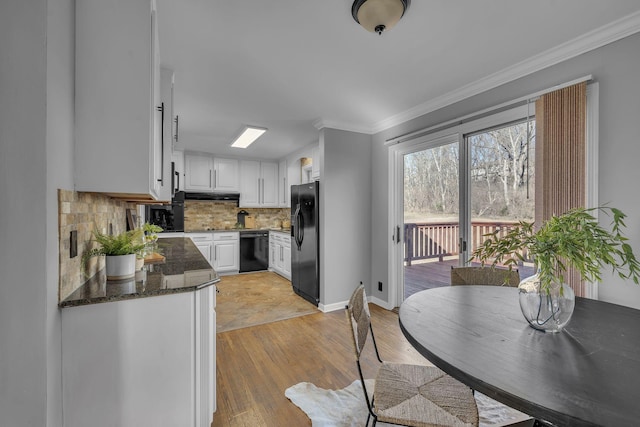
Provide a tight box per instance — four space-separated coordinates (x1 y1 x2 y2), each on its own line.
404 144 459 222
402 120 536 298
404 120 535 223
469 120 535 222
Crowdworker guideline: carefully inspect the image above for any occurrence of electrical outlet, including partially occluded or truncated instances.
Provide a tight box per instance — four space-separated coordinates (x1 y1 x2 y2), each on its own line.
378 281 383 291
70 230 78 258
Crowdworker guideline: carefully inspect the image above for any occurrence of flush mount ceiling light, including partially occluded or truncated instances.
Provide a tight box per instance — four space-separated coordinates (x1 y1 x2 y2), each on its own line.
352 0 410 35
230 126 267 148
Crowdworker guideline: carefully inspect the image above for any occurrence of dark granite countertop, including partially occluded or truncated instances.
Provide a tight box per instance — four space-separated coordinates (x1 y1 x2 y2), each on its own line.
183 228 290 233
59 238 219 308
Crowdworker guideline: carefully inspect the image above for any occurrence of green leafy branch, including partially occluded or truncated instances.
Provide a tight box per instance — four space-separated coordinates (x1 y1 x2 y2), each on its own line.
471 207 640 293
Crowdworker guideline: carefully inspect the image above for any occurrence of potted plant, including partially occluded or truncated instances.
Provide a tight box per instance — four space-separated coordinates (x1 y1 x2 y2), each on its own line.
143 222 163 244
83 229 147 280
471 206 640 332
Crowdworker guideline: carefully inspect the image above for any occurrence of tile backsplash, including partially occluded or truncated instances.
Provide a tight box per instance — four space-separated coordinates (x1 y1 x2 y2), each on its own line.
184 201 289 231
57 190 290 301
58 189 135 301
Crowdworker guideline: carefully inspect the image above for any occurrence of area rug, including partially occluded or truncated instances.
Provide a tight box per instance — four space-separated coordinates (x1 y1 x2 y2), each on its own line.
285 379 533 427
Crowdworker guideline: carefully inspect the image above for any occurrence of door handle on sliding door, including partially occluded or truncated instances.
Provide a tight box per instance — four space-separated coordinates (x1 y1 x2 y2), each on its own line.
459 238 467 253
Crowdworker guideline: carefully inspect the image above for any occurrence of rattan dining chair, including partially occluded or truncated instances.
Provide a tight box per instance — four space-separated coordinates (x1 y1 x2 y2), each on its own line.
450 266 520 287
345 285 479 427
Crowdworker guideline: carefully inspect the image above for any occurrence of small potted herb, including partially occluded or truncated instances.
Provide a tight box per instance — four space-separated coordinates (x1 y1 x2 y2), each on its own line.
83 229 146 280
143 222 163 243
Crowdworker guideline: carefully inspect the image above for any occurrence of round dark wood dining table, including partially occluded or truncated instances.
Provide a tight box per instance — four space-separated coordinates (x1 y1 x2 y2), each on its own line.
398 285 640 427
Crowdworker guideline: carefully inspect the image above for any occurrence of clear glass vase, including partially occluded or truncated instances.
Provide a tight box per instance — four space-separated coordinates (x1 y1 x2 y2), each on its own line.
518 272 576 333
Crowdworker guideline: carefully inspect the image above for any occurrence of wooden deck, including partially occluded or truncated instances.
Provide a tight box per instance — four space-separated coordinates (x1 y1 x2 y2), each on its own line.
404 258 535 299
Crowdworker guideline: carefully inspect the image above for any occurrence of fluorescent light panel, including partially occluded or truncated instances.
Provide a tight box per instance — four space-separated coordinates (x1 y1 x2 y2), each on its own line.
230 126 267 148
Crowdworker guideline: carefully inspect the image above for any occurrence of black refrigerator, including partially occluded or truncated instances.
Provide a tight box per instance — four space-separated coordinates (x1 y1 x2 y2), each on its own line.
291 182 320 306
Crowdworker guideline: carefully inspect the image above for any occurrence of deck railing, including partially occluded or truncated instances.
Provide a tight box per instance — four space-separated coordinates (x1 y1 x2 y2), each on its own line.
404 220 529 266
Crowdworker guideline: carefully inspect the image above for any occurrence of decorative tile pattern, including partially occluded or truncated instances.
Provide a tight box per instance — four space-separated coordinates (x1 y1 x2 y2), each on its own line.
216 271 318 332
58 189 135 301
184 201 289 231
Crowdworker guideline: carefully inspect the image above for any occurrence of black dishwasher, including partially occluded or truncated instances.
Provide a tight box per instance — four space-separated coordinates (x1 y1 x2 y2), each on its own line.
239 231 270 273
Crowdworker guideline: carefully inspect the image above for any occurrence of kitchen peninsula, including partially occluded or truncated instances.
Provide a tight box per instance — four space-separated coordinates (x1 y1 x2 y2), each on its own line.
59 237 218 427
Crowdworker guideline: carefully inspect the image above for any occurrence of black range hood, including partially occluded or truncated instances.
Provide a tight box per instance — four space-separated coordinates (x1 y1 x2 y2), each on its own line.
184 192 240 204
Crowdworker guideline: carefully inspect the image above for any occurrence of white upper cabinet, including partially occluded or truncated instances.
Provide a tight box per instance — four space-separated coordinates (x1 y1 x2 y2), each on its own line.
213 158 240 192
261 162 278 206
240 161 278 207
278 159 290 208
75 0 169 201
184 153 214 192
171 150 184 192
160 68 175 199
184 152 239 193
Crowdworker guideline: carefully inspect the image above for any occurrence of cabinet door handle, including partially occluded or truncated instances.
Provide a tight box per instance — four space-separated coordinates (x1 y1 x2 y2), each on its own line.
257 178 261 204
209 170 212 188
174 115 179 144
283 177 287 204
156 102 164 184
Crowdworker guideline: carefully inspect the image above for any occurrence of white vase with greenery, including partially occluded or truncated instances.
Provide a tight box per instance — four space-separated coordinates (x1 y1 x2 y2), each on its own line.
472 206 640 332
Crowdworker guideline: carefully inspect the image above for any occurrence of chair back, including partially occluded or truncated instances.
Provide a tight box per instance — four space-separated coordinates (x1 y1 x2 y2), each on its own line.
450 266 520 287
345 285 371 361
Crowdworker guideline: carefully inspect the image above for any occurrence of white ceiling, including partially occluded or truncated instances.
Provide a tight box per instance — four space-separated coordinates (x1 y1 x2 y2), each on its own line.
157 0 640 160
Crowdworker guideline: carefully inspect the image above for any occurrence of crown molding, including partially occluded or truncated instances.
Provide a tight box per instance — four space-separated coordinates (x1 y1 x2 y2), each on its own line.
370 9 640 134
313 118 374 134
313 11 640 136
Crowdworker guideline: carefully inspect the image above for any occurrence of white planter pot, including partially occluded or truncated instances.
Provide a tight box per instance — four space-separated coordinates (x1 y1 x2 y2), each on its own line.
105 254 136 280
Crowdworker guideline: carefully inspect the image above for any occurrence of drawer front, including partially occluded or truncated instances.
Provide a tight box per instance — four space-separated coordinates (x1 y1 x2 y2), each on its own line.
213 232 239 241
188 233 213 242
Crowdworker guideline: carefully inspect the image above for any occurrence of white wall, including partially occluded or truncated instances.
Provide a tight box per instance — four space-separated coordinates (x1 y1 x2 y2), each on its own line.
0 1 49 425
0 0 73 425
46 0 75 424
371 31 640 309
284 141 316 188
320 128 372 308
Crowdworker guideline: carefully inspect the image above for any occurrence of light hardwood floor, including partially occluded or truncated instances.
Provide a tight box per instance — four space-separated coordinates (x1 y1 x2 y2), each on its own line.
213 303 431 426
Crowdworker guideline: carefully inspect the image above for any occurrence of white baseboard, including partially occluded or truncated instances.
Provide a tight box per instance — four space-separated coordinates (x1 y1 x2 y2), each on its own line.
319 296 395 313
319 301 348 313
370 296 394 310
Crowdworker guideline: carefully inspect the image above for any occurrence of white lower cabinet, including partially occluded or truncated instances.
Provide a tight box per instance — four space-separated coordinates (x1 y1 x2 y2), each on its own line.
61 286 216 427
189 233 213 265
188 232 239 275
212 232 239 274
269 231 291 280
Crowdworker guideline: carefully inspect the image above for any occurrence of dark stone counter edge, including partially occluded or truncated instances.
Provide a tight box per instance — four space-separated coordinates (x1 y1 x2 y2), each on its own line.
59 237 219 309
59 278 220 309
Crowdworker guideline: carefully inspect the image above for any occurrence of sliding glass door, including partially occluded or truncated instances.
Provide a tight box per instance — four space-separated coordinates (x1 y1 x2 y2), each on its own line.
467 120 536 279
393 106 536 304
403 140 459 300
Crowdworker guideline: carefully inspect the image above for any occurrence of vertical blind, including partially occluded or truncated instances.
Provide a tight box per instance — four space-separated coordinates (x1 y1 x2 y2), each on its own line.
534 81 587 296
